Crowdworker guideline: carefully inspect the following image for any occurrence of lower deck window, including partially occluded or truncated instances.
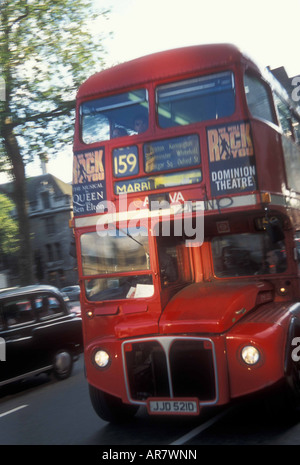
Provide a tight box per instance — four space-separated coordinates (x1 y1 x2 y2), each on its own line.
212 232 287 277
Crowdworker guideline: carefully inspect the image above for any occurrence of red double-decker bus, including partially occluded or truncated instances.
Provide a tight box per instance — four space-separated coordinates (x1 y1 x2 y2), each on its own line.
72 44 300 422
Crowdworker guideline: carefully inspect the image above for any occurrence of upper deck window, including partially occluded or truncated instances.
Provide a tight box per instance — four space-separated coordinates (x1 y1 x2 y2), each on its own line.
156 71 235 128
80 89 149 144
244 74 276 124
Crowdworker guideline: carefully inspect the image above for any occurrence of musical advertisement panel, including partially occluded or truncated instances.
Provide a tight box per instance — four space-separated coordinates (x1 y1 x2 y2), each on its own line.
72 148 107 216
207 121 257 196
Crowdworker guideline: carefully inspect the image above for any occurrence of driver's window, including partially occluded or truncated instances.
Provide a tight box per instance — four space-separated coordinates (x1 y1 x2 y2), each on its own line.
157 243 178 287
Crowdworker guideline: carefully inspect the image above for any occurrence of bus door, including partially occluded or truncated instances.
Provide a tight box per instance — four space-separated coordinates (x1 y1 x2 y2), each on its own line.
153 217 195 306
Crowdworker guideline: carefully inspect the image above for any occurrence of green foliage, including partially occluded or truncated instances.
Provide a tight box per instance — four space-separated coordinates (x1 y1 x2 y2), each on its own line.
0 192 19 255
0 0 110 162
0 0 111 284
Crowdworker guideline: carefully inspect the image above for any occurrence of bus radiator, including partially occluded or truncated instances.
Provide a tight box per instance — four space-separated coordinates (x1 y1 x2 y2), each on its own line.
123 337 216 403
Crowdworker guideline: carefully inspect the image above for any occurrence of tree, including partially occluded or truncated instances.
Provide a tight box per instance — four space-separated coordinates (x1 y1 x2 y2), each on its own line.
0 192 19 255
0 0 110 284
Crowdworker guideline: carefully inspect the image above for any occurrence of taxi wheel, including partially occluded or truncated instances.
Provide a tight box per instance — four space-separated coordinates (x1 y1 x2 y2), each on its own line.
53 350 73 380
89 384 139 423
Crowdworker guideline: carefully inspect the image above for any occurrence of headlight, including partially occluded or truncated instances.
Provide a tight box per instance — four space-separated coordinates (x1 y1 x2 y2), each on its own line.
241 345 260 365
94 350 110 368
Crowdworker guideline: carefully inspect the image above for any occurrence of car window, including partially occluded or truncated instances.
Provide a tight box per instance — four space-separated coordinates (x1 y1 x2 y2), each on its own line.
3 299 36 327
35 295 64 320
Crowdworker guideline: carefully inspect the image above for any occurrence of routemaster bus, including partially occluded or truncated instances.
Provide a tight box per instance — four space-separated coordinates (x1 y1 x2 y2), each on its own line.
72 44 300 422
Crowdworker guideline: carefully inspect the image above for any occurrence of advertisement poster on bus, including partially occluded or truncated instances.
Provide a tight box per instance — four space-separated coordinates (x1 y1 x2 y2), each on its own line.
207 121 257 196
72 148 106 216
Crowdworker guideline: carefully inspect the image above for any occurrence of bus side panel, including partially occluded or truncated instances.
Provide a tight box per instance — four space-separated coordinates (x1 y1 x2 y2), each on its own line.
251 120 287 194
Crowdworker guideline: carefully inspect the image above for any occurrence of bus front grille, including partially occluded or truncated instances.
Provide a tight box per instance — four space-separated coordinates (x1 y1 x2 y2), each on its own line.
123 337 217 403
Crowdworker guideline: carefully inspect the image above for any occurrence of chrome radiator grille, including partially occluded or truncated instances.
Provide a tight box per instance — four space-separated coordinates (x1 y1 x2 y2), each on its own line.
122 337 217 404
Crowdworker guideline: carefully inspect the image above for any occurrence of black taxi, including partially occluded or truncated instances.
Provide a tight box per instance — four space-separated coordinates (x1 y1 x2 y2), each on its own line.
0 285 83 386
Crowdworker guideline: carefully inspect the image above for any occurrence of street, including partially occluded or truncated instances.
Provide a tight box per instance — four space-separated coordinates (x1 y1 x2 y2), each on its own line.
1 355 300 447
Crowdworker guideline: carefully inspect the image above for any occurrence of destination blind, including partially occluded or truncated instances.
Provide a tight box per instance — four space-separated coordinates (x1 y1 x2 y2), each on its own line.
114 134 202 195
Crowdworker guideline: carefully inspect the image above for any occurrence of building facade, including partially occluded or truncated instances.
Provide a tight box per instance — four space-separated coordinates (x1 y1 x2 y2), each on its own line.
0 174 78 288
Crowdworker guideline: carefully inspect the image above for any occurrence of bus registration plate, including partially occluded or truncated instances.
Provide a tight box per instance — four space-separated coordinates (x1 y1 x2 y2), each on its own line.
147 398 199 415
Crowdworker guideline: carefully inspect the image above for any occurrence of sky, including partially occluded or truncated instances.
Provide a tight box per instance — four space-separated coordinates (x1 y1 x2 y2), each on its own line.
2 0 300 185
102 0 300 76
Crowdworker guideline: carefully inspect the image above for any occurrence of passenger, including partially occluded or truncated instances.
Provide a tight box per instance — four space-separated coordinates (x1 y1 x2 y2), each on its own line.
263 248 287 274
133 115 148 134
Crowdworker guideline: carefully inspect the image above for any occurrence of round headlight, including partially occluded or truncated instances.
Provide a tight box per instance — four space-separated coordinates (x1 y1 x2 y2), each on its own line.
241 345 260 365
94 350 110 368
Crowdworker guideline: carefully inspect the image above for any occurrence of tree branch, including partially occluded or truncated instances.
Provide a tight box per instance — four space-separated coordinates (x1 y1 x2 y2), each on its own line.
9 99 76 127
6 4 29 32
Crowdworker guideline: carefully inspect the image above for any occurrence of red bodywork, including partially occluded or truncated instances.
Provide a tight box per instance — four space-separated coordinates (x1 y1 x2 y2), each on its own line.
73 44 300 415
81 274 299 407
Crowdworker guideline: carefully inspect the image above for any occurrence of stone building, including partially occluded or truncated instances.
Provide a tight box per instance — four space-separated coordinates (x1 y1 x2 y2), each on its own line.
0 173 78 288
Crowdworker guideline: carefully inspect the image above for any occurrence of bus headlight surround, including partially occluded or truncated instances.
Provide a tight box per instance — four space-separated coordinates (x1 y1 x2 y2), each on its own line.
93 349 111 369
241 345 260 366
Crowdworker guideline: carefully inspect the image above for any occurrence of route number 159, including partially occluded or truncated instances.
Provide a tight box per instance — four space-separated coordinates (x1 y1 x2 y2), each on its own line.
113 146 139 177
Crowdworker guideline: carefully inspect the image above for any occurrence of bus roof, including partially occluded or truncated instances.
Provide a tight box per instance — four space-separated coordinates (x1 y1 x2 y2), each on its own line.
77 43 259 99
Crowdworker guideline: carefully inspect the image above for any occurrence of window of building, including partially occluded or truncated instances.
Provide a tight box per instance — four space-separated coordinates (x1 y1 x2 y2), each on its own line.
34 250 44 281
55 243 62 260
45 216 55 235
41 191 51 209
46 244 53 262
30 200 38 211
244 73 276 124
